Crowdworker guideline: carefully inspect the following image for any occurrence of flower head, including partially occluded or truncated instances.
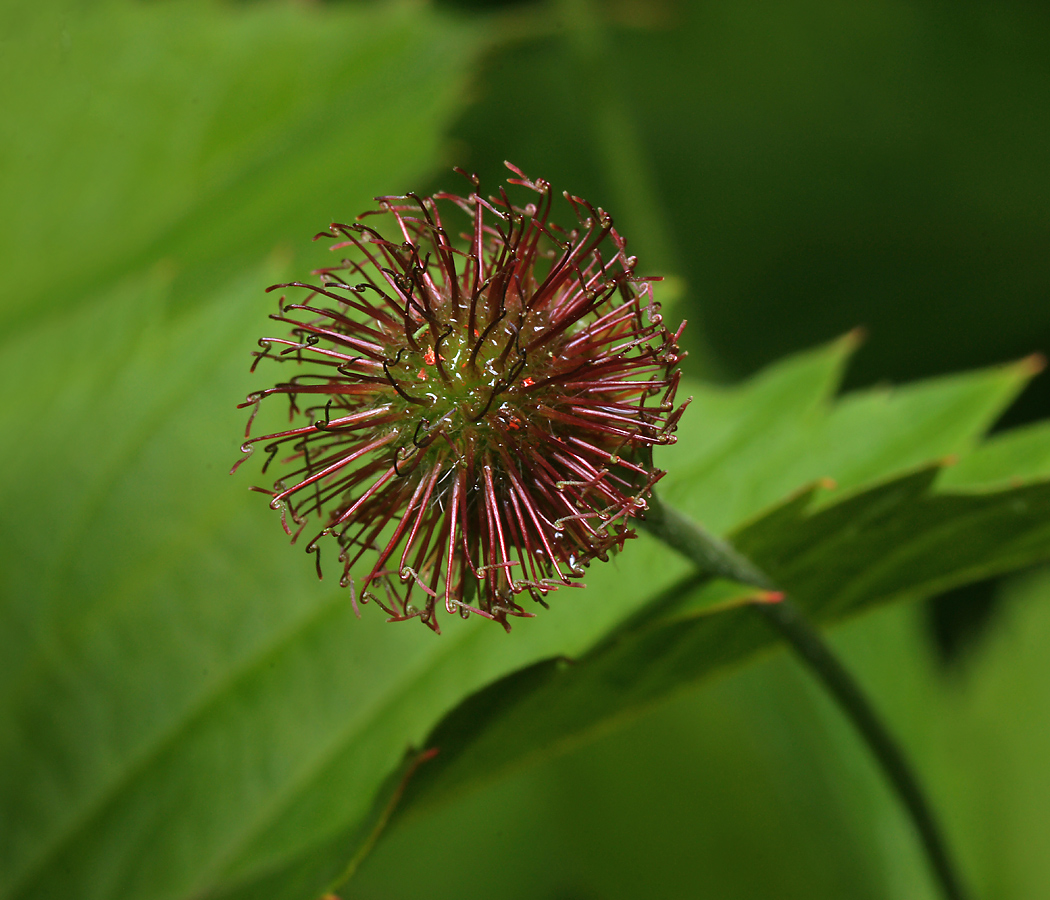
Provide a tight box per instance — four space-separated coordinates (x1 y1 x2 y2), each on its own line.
234 164 688 632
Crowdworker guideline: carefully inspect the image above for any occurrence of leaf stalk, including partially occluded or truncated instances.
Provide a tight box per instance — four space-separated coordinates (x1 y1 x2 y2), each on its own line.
640 493 970 900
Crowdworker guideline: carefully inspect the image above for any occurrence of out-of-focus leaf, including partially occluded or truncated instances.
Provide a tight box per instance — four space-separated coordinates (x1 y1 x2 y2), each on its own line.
0 0 478 330
934 568 1050 897
347 569 1050 900
671 335 1043 534
0 2 488 899
940 419 1050 488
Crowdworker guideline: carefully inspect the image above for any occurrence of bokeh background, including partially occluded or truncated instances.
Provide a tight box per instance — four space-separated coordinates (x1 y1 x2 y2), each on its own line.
4 0 1050 897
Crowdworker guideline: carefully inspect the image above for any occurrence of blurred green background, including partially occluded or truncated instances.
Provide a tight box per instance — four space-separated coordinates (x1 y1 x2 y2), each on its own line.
4 0 1049 897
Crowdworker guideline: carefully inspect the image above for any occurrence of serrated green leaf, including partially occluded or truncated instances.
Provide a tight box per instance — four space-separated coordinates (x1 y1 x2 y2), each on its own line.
386 465 1050 827
346 570 1050 900
940 418 1050 489
674 337 1037 533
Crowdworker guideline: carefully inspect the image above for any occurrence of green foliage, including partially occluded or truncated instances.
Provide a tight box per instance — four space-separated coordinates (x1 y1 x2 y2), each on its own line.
348 572 1050 900
0 0 478 330
3 2 1050 900
380 343 1050 831
0 3 486 899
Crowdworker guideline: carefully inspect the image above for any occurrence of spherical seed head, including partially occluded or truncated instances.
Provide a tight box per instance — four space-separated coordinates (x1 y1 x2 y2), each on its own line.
234 163 689 632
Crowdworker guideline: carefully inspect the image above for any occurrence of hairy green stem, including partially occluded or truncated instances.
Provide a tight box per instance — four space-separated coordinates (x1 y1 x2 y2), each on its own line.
642 493 778 591
640 493 970 900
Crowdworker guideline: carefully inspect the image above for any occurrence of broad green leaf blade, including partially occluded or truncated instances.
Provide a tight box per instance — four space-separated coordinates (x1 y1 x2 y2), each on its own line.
0 2 489 899
738 470 1050 617
345 571 1050 900
0 0 480 331
0 270 435 900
